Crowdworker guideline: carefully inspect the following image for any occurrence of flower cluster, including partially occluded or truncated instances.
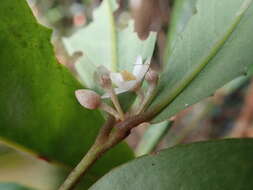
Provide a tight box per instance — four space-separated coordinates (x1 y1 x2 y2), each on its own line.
75 56 158 120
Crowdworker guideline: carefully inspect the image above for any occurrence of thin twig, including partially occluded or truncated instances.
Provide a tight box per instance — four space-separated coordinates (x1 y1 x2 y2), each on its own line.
97 115 116 140
109 87 125 120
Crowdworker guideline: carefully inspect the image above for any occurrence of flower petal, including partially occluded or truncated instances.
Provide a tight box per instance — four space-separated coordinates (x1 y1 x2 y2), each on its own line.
110 72 124 87
101 88 128 99
120 80 137 90
135 58 151 81
132 56 143 76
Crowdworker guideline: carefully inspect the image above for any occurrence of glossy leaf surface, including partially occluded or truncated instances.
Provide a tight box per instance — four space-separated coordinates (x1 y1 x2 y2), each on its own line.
91 139 253 190
0 0 133 188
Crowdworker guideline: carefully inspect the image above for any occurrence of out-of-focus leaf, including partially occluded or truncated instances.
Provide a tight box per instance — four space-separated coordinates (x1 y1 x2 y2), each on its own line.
63 0 156 89
0 183 34 190
91 139 253 190
0 151 63 190
82 0 92 4
135 121 172 157
165 0 197 61
0 0 133 188
148 0 253 123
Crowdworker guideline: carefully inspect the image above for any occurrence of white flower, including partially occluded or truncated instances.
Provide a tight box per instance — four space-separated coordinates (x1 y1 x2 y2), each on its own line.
102 56 150 98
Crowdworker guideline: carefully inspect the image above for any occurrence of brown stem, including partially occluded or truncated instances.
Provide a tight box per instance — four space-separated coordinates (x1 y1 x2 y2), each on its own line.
58 112 155 190
96 115 116 140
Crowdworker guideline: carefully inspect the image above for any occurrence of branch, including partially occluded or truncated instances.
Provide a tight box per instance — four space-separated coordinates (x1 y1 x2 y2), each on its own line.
58 116 115 190
58 112 155 190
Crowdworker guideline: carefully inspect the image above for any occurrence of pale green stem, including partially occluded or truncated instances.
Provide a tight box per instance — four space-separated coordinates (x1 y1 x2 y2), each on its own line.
136 83 157 114
127 87 144 115
58 117 116 190
58 113 152 190
58 102 158 190
136 88 145 103
109 87 125 120
58 144 104 190
100 102 120 120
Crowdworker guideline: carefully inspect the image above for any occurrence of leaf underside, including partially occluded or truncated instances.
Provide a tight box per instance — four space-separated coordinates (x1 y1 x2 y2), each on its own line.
149 0 253 123
164 0 198 61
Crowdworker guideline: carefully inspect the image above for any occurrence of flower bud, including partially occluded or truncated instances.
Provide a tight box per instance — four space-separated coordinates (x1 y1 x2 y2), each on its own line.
75 89 101 109
145 69 159 84
100 73 112 88
94 66 112 88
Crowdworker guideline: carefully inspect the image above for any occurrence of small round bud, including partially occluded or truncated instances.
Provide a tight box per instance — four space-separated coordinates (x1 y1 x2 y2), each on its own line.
94 66 112 88
75 89 101 109
145 69 159 84
99 73 112 88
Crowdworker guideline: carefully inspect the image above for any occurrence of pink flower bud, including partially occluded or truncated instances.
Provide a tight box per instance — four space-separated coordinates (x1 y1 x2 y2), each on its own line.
145 69 159 84
94 66 112 88
100 73 112 88
75 89 101 109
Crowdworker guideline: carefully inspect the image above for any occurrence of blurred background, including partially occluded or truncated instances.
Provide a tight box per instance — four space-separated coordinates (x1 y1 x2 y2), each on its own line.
1 0 253 189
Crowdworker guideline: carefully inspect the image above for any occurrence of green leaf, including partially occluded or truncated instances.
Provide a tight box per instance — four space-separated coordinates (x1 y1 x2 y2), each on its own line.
63 0 156 89
0 183 34 190
91 138 253 190
135 121 172 157
149 0 253 123
165 0 197 61
0 151 63 190
0 0 133 188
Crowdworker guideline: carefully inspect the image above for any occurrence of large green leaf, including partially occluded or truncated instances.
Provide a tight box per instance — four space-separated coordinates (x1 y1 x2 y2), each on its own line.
63 0 156 89
135 0 198 155
164 0 197 61
0 0 133 188
0 183 34 190
91 139 253 190
0 150 63 189
148 0 253 123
